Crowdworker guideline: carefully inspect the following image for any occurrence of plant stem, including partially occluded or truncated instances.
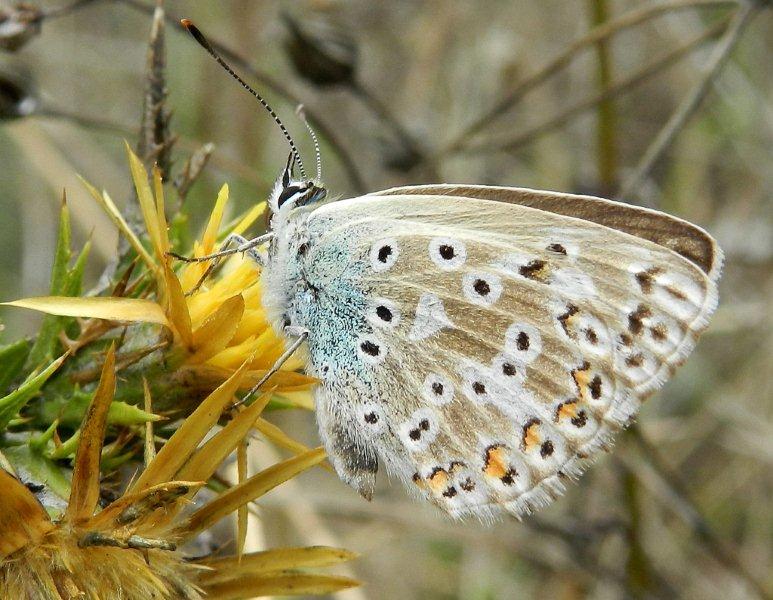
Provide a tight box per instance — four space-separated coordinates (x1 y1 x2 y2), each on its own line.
588 0 618 195
463 16 730 155
618 1 760 198
438 0 738 158
115 0 368 193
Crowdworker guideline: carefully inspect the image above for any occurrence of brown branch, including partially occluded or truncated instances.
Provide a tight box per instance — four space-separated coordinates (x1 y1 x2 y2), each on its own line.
464 15 731 155
115 0 368 193
618 1 760 198
629 425 771 599
137 2 175 179
439 0 739 157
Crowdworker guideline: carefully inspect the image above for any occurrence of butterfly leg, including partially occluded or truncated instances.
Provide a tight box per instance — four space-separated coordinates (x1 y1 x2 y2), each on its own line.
232 330 309 409
168 232 274 264
175 233 271 296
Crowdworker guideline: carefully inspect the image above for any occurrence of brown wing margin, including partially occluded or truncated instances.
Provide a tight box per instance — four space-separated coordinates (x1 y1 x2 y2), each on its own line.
374 184 721 279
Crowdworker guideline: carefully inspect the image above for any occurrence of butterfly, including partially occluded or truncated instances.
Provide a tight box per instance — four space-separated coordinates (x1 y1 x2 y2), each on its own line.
180 20 722 521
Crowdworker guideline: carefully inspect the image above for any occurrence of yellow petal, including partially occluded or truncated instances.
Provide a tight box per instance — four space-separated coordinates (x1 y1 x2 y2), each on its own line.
130 358 252 493
254 418 333 473
176 391 271 487
198 546 358 583
79 176 157 271
3 296 169 326
236 439 248 560
271 390 316 410
65 345 116 523
126 142 165 262
163 263 193 348
230 202 267 237
0 469 54 559
189 294 245 363
152 165 171 256
177 447 326 539
201 183 230 255
202 572 359 599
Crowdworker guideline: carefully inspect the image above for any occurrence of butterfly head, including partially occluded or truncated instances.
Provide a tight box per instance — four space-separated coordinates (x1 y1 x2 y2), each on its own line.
269 152 328 217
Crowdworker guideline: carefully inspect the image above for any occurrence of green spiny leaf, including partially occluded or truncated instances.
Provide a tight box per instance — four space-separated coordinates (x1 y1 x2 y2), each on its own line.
65 239 92 297
0 353 67 432
29 419 59 452
3 443 71 501
52 390 160 428
48 430 79 460
26 200 72 368
0 339 31 393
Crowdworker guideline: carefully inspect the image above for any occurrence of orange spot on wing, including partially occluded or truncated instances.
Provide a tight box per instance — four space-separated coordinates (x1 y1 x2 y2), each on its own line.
483 446 508 478
556 400 578 421
521 419 541 451
428 468 448 493
571 362 592 402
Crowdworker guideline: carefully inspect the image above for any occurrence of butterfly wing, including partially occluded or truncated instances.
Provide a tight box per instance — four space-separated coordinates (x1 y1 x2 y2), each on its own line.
295 190 721 519
375 184 721 278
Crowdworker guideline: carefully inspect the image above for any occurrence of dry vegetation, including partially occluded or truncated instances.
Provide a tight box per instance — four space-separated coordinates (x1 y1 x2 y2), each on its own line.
0 1 771 599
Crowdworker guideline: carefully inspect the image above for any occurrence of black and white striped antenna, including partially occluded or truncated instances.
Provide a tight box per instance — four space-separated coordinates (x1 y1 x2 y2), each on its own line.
180 18 308 180
296 104 322 182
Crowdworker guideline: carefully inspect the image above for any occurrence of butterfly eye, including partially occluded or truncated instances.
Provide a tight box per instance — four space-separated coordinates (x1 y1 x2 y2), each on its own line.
277 184 303 208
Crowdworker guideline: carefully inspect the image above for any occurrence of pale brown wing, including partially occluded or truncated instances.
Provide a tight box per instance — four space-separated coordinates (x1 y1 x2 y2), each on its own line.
304 193 721 519
374 184 722 280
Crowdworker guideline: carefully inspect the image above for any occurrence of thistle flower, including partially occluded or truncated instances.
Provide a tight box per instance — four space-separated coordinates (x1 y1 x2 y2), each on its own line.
6 144 316 413
0 346 357 599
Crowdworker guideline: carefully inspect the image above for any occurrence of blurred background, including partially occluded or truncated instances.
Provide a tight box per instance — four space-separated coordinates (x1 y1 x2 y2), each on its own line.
0 1 771 598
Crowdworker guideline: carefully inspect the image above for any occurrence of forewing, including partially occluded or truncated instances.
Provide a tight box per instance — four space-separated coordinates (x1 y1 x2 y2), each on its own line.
303 192 720 519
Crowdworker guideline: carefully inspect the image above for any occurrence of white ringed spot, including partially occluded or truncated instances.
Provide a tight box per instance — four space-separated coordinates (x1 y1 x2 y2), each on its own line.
356 333 387 365
370 238 399 272
398 408 439 453
359 402 387 437
462 271 502 306
367 298 401 329
504 323 542 364
422 373 455 406
491 353 527 389
429 237 467 270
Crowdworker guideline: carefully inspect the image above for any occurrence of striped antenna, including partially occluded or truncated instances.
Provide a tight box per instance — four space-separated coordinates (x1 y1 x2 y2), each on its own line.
296 104 322 182
180 18 307 180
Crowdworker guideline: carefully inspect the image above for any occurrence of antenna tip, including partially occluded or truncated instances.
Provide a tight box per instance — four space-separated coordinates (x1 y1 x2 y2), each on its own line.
180 18 193 28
